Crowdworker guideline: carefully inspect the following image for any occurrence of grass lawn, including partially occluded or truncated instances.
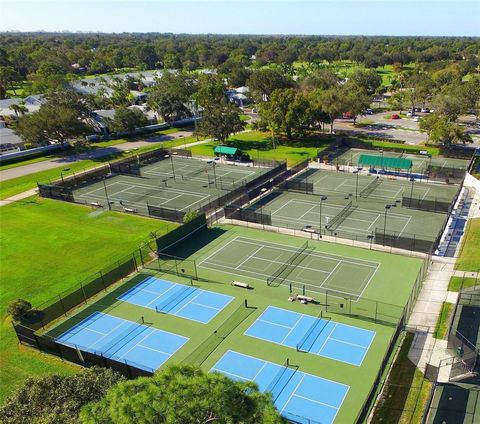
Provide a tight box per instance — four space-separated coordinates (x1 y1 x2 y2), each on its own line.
434 302 454 339
191 130 335 166
353 137 440 156
448 276 479 292
0 197 176 403
455 218 480 271
371 332 432 423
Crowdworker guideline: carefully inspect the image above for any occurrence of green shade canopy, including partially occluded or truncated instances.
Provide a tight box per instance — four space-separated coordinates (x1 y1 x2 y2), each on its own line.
358 154 412 170
214 146 240 156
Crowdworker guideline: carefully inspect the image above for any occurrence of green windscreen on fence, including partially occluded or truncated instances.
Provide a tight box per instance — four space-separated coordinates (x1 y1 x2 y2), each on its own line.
359 154 412 170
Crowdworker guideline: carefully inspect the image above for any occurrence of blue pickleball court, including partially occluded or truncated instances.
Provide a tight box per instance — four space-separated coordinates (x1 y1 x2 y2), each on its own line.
55 312 188 372
245 306 375 366
118 277 234 324
212 350 349 424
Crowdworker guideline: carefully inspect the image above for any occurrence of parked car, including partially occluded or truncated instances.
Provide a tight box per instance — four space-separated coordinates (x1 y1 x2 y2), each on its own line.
365 108 373 115
343 112 353 119
406 112 415 117
391 114 400 119
421 108 430 113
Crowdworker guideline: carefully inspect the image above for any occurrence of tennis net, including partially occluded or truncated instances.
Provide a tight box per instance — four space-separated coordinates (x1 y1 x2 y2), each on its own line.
99 317 149 358
296 312 331 353
359 177 382 198
326 201 354 231
155 286 197 314
184 164 213 178
265 359 296 402
266 241 309 287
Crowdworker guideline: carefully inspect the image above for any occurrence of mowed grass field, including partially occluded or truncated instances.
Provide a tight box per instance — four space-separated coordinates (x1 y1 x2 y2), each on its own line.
191 130 334 166
0 197 176 403
456 218 480 272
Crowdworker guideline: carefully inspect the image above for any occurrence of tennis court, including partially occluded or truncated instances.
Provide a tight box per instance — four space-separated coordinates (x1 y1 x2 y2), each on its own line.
118 276 234 324
141 156 259 189
198 236 379 299
304 169 457 202
55 311 189 372
73 174 213 214
212 350 349 424
245 306 375 366
334 148 469 173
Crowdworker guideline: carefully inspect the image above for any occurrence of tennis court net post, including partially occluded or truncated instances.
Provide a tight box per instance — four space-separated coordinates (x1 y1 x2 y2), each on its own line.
265 358 297 402
266 241 310 287
359 177 382 198
325 200 354 231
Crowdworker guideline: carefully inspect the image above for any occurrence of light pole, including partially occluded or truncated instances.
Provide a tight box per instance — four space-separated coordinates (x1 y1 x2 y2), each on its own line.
212 162 217 189
102 177 111 210
409 178 415 207
383 204 391 245
353 168 361 199
319 196 327 238
166 155 175 180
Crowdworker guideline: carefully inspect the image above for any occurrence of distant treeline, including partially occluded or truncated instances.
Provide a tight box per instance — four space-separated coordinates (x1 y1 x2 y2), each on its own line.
1 33 479 77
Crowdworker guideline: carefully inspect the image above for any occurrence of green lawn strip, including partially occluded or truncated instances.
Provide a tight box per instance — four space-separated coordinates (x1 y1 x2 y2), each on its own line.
90 127 183 148
239 114 250 121
434 302 454 339
455 218 480 271
370 332 432 423
448 276 479 292
191 131 334 166
355 119 375 127
0 197 176 402
353 137 440 156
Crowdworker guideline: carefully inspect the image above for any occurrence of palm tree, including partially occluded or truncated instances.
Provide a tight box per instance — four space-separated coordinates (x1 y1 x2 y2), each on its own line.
9 103 28 117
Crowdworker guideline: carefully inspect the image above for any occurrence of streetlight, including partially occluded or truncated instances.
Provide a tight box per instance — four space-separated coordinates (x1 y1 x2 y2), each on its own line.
409 178 415 207
383 204 391 245
212 162 217 189
102 177 111 210
319 196 327 238
165 154 175 180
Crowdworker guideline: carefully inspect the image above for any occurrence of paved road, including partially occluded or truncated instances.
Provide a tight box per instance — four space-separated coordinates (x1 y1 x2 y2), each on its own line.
0 130 193 182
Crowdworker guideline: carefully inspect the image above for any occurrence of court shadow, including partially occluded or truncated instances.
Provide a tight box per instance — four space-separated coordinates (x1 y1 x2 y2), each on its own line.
163 227 228 259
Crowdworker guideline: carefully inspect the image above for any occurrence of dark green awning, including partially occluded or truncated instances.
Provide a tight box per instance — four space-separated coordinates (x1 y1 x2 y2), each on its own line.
214 146 240 155
359 154 412 170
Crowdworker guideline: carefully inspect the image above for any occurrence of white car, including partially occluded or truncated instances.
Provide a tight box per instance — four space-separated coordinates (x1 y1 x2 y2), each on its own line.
413 116 420 122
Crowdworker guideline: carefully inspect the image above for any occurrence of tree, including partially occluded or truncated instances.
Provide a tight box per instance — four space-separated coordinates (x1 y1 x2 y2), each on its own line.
432 88 465 122
14 92 93 146
7 299 31 321
300 69 339 91
108 107 148 133
349 69 382 95
80 365 283 424
342 83 372 125
419 113 472 144
319 87 345 133
183 210 200 223
148 72 196 122
0 66 20 98
9 103 28 117
259 88 295 144
195 74 226 109
388 91 408 114
247 68 293 102
0 367 124 424
198 103 245 143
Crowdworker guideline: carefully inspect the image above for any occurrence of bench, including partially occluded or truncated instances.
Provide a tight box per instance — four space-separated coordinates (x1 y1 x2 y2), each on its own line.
296 294 314 303
123 207 138 214
232 281 250 289
90 202 102 208
302 227 316 233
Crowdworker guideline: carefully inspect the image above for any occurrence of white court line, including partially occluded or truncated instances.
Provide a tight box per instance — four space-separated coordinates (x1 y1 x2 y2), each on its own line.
397 215 412 237
236 245 264 269
189 301 221 311
298 204 319 220
173 291 203 316
252 362 269 381
270 199 294 215
291 393 340 410
211 367 249 382
280 374 306 414
116 328 156 360
280 315 305 344
145 284 178 307
257 318 292 330
136 344 173 356
328 337 369 349
234 236 379 268
87 319 132 350
316 323 338 355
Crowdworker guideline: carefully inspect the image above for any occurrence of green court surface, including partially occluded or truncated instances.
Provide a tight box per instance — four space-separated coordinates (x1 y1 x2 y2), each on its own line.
251 190 450 241
72 157 267 214
426 383 480 424
303 168 459 202
334 148 470 174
